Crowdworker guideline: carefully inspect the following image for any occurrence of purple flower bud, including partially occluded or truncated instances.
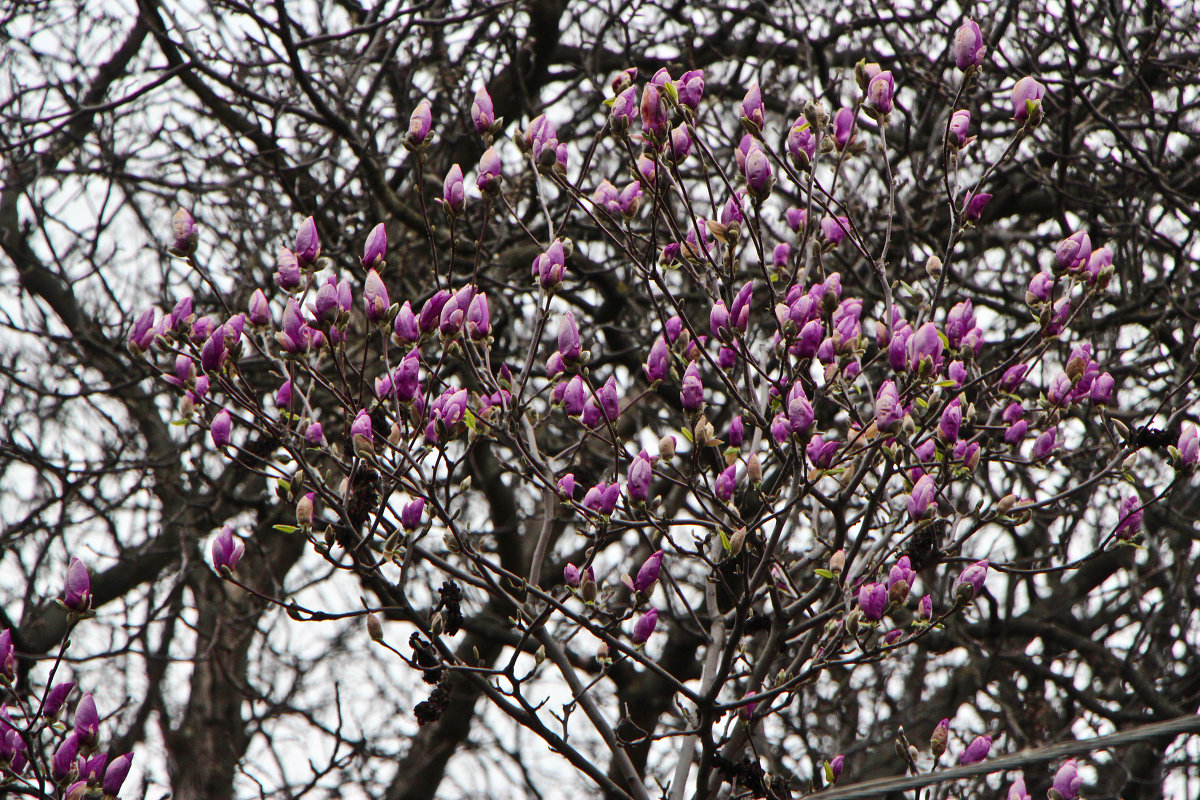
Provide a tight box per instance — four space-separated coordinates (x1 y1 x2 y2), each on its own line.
442 164 466 216
866 71 895 115
44 681 75 719
858 582 887 621
0 630 12 683
592 180 621 215
676 69 705 110
956 559 989 600
299 420 324 448
272 379 292 410
821 216 850 245
954 19 986 71
908 322 944 373
350 408 374 455
353 223 384 274
471 86 494 134
294 216 320 267
463 291 492 340
947 109 972 148
563 563 581 587
407 99 433 145
907 474 937 520
875 380 905 432
728 416 745 447
361 269 390 324
744 146 773 199
1008 775 1032 800
62 556 91 613
963 191 992 221
889 556 916 593
644 336 670 382
1011 76 1046 125
741 83 765 129
807 435 839 468
1178 425 1199 467
710 301 731 339
476 147 503 196
668 124 692 162
562 375 587 416
1085 246 1112 284
680 362 703 411
171 208 198 255
787 381 814 434
51 731 79 781
833 107 855 150
1000 364 1029 392
211 525 244 575
418 290 451 334
919 594 933 622
939 398 963 442
627 451 653 503
958 734 991 765
1056 230 1092 271
1032 427 1057 460
401 497 425 531
1052 759 1082 800
103 752 133 796
80 753 107 785
632 608 658 644
611 85 638 133
597 376 619 422
830 755 845 782
74 692 99 747
557 311 581 362
715 464 738 503
1115 494 1142 539
640 84 668 139
209 407 233 447
787 119 817 165
128 307 157 352
634 549 663 592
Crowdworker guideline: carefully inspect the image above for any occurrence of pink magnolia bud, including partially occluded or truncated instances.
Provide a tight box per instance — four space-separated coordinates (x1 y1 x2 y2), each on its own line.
477 147 503 196
820 216 850 245
866 71 895 116
274 247 301 291
634 549 663 592
744 146 773 199
171 208 198 255
1056 230 1092 271
741 83 764 129
787 118 817 166
1008 775 1032 800
680 362 703 411
1011 76 1046 125
714 464 738 503
1052 759 1082 800
833 107 855 150
211 409 232 447
1115 494 1143 540
103 753 133 797
958 734 991 765
74 693 100 747
963 191 992 221
363 269 390 324
875 380 905 432
212 525 245 575
632 608 658 644
627 451 654 504
407 100 433 146
640 84 668 139
442 164 466 216
938 398 963 442
954 19 986 71
907 475 937 520
947 109 972 148
858 582 887 621
677 69 705 110
294 216 320 267
930 718 950 757
956 559 989 600
557 311 581 362
563 563 582 587
1032 427 1058 460
919 594 933 622
362 223 387 268
471 86 494 134
1178 424 1199 467
611 85 638 135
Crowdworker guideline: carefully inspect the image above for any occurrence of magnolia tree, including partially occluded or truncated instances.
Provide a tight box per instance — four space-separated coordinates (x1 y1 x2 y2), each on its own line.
2 2 1200 800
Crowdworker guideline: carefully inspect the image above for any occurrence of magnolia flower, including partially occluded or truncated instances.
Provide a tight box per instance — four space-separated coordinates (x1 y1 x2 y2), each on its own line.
63 557 92 612
958 734 991 765
954 19 986 70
